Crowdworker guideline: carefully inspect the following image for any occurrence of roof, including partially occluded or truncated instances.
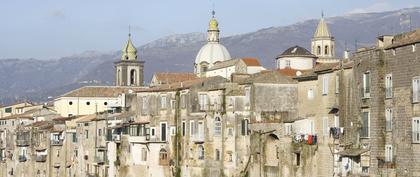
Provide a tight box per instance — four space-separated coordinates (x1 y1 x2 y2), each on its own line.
277 46 317 58
385 29 420 49
277 68 308 77
239 70 297 84
142 76 226 92
208 58 262 71
313 17 331 38
152 73 197 85
337 148 369 157
293 63 339 81
75 114 97 123
59 86 147 98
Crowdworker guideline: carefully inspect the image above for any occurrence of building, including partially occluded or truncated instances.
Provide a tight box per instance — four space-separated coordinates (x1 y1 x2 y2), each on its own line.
276 45 317 71
311 14 340 63
194 11 231 77
206 58 265 79
150 72 198 87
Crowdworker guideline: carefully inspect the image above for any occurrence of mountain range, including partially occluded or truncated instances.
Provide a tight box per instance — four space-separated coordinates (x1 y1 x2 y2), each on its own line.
1 7 419 105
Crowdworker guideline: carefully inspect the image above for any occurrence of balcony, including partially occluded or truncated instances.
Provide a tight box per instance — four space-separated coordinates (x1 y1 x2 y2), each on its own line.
35 155 47 162
16 139 30 147
191 134 205 143
18 155 27 162
111 134 121 142
51 140 63 146
128 136 147 143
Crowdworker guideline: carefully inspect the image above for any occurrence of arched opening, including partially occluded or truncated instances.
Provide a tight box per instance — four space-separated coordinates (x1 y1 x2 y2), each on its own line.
317 46 321 55
325 45 329 55
215 117 221 136
159 148 168 165
265 133 280 172
130 69 136 86
117 69 121 85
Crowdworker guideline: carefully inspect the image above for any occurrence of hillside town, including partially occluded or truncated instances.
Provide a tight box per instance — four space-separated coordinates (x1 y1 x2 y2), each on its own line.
0 11 420 177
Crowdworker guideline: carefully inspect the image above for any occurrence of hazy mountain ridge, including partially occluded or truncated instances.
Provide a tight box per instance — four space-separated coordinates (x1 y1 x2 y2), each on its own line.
1 7 419 105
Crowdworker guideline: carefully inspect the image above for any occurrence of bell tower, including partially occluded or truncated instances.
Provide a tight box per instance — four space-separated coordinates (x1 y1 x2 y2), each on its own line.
115 32 145 86
311 12 337 63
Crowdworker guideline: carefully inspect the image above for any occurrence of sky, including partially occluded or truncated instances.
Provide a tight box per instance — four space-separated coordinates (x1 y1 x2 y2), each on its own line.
0 0 419 59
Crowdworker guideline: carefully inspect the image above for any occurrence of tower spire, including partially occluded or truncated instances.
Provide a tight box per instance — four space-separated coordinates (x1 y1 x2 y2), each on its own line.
128 25 131 38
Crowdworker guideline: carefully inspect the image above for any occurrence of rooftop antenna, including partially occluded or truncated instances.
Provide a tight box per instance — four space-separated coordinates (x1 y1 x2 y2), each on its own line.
321 10 324 18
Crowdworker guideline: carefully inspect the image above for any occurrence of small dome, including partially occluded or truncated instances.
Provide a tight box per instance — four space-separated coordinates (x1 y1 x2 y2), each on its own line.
277 45 316 59
208 18 219 31
195 43 231 65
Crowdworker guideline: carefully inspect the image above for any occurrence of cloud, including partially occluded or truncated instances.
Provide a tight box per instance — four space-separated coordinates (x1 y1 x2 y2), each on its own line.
347 2 392 14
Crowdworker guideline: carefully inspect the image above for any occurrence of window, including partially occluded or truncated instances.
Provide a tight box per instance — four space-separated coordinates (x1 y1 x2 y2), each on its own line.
295 152 301 166
160 122 167 142
72 133 77 143
199 94 208 110
189 121 195 136
85 130 89 139
142 96 148 111
86 101 90 105
307 89 314 100
104 102 108 106
335 75 339 94
150 127 156 138
228 128 233 136
141 148 147 161
241 119 250 136
385 74 392 98
325 45 329 55
385 145 393 162
69 101 73 105
171 100 176 109
413 77 420 103
181 94 187 108
363 72 371 97
215 149 220 161
385 108 392 132
197 121 204 140
322 76 329 95
323 117 329 136
160 95 167 109
182 121 186 136
227 151 233 162
413 117 420 143
361 111 370 138
317 46 321 55
285 60 291 68
170 126 176 136
214 117 221 136
198 145 204 160
98 129 102 136
4 107 11 113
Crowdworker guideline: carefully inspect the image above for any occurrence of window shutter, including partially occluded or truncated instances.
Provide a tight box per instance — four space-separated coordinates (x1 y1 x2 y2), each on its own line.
414 79 420 102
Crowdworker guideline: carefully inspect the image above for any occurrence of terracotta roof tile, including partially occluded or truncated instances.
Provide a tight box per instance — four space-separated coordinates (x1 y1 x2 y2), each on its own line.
241 58 261 66
153 73 197 85
59 86 147 98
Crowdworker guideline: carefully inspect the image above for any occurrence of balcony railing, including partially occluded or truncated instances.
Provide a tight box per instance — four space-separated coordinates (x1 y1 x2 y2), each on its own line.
16 139 30 147
51 140 63 146
18 155 27 162
35 155 47 162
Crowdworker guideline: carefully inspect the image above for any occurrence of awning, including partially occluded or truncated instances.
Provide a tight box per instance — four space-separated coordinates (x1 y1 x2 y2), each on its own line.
337 148 369 157
328 106 339 114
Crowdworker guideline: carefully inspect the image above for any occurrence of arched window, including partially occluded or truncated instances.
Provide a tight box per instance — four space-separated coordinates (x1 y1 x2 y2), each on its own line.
130 69 136 86
317 46 321 55
198 145 204 160
215 149 220 161
159 148 168 165
325 45 329 55
215 117 221 136
117 69 121 85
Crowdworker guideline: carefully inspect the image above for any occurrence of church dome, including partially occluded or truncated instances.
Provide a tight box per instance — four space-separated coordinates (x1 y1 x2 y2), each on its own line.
195 43 231 65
